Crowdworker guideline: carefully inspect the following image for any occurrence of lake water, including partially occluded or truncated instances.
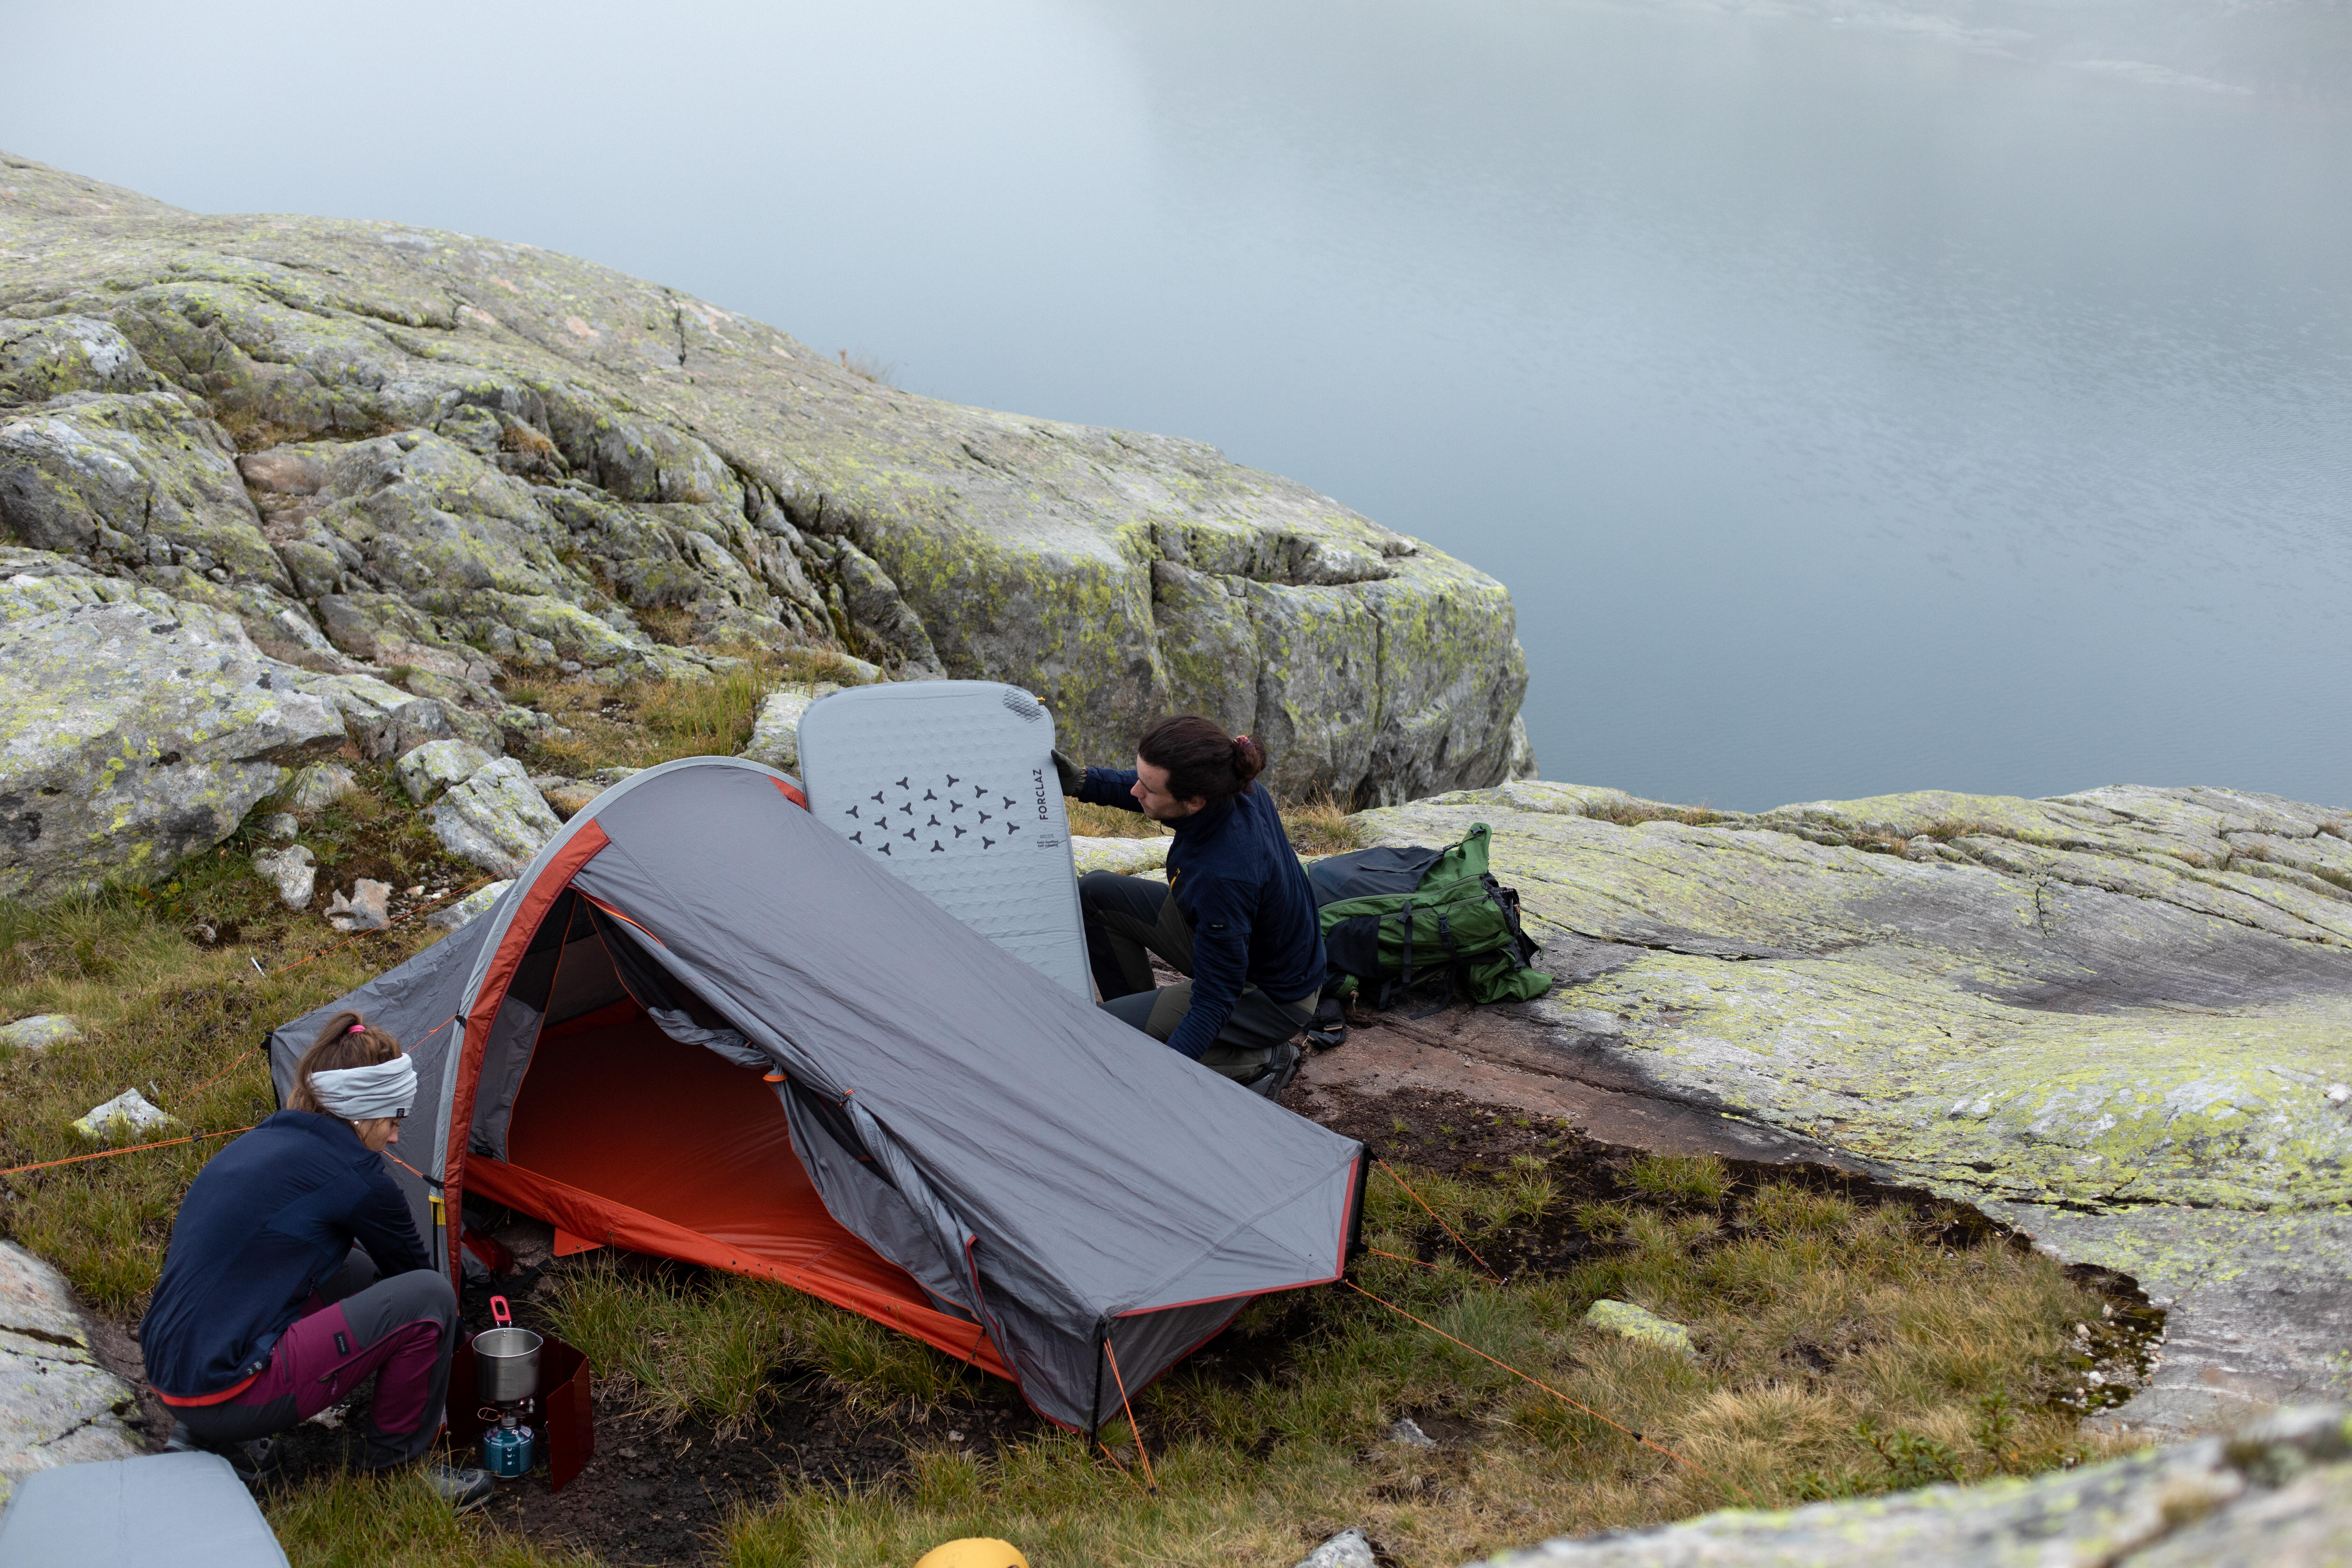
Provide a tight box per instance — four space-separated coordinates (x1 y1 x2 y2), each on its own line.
9 0 2352 809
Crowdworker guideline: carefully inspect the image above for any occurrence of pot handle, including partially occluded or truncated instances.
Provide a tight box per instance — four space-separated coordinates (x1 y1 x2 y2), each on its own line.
490 1294 512 1328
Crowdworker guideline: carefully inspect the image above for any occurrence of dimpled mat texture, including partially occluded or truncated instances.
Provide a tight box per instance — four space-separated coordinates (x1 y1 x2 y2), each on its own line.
797 682 1090 997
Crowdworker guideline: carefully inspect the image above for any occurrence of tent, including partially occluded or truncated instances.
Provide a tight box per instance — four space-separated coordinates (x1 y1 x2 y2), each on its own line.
267 756 1366 1430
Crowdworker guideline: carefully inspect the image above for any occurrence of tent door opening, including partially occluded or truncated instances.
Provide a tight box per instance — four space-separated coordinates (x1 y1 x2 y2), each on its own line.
461 890 1007 1374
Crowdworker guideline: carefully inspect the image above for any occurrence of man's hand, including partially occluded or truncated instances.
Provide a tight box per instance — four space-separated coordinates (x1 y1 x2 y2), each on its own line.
1052 750 1083 796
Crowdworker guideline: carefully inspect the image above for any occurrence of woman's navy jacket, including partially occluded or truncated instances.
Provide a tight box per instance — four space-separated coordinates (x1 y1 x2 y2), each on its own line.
140 1110 429 1399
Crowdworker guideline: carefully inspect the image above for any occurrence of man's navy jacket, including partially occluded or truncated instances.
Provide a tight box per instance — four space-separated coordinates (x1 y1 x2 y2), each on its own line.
1078 770 1326 1058
141 1110 430 1400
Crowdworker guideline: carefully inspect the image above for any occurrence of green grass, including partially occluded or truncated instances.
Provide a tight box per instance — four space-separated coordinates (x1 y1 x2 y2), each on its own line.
268 1469 601 1568
0 770 466 1314
707 1160 2119 1566
512 647 873 777
539 1261 980 1437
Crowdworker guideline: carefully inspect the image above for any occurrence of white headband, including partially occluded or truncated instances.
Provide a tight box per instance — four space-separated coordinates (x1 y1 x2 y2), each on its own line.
311 1054 417 1120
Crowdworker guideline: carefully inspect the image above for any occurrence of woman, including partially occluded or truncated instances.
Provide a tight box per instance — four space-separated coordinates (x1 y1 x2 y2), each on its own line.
1059 715 1325 1095
143 1012 490 1508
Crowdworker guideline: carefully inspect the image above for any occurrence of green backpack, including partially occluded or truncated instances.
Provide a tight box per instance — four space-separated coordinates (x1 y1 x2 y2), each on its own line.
1308 823 1552 1012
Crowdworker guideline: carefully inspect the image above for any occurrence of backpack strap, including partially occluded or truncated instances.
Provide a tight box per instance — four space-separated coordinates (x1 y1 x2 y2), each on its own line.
1396 899 1415 996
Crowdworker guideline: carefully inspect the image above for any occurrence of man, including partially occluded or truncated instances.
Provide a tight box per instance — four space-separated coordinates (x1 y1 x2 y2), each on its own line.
1059 714 1324 1096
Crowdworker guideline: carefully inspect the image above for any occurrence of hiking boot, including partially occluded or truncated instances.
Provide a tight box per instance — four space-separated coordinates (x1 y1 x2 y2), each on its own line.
223 1434 284 1490
422 1462 496 1512
1247 1040 1302 1100
163 1419 198 1454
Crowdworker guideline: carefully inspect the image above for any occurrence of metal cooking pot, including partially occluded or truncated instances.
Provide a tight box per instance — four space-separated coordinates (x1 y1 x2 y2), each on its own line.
472 1295 541 1404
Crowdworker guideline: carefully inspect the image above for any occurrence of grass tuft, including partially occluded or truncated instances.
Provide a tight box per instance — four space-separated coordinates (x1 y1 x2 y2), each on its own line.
539 1261 979 1436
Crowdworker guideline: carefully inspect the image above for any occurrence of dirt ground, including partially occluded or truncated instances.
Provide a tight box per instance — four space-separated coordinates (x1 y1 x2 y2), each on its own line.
86 1002 2163 1566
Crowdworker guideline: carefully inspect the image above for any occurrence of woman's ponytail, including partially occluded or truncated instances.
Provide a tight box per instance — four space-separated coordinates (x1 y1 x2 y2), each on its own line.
289 1010 402 1114
1138 715 1266 807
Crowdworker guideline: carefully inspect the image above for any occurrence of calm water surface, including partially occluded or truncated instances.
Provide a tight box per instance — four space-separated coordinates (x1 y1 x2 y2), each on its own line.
8 0 2351 808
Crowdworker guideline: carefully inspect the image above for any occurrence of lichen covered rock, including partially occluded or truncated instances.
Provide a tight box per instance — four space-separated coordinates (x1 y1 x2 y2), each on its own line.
425 757 560 876
394 737 493 804
740 683 840 775
1479 1405 2352 1567
0 150 1526 803
0 1015 78 1054
0 1240 144 1507
1364 781 2352 1430
0 564 343 900
251 843 316 910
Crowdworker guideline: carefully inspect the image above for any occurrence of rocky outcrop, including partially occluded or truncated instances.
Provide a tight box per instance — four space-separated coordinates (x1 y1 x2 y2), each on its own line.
1482 1405 2352 1567
0 152 1527 803
425 757 560 877
0 1241 144 1506
1364 781 2352 1434
0 551 344 901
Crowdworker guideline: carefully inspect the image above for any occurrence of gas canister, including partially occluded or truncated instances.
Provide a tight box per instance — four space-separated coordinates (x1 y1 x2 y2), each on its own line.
482 1418 535 1479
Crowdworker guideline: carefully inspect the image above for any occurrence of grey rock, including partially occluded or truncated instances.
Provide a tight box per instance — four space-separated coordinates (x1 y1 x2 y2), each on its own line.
1070 836 1170 877
539 779 599 820
1362 781 2352 1432
0 1015 79 1053
1387 1417 1437 1449
427 878 511 932
251 844 316 911
1584 1299 1697 1357
285 761 358 810
0 388 288 590
1475 1406 2352 1568
0 566 344 903
71 1088 176 1141
496 704 569 750
393 738 493 804
258 811 298 840
0 1240 144 1507
425 758 561 877
739 683 840 774
0 152 1527 803
1295 1528 1377 1568
0 314 156 403
324 877 390 932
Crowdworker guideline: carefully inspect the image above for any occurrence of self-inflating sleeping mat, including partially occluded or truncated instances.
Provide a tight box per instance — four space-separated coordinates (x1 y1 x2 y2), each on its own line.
267 756 1365 1432
796 680 1089 997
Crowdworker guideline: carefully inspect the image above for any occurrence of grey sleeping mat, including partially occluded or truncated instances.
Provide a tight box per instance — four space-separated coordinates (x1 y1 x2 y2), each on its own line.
797 681 1090 997
0 1451 290 1566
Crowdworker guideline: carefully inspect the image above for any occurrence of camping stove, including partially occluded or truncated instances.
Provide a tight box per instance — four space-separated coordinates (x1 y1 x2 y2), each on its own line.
472 1296 542 1480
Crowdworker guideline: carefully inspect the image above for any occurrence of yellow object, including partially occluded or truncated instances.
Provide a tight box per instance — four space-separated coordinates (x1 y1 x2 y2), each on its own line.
913 1541 1028 1568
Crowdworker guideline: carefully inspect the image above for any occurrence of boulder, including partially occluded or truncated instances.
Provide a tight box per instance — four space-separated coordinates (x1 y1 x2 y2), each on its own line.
1476 1405 2352 1568
1295 1529 1377 1568
739 683 840 774
538 778 598 820
71 1089 176 1141
0 1015 78 1054
0 152 1527 803
0 565 344 902
0 1240 144 1507
1583 1300 1695 1357
251 844 316 911
427 879 511 932
425 758 561 877
1070 836 1170 877
285 761 358 810
1360 782 2352 1433
324 877 391 932
258 811 297 839
393 738 493 804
